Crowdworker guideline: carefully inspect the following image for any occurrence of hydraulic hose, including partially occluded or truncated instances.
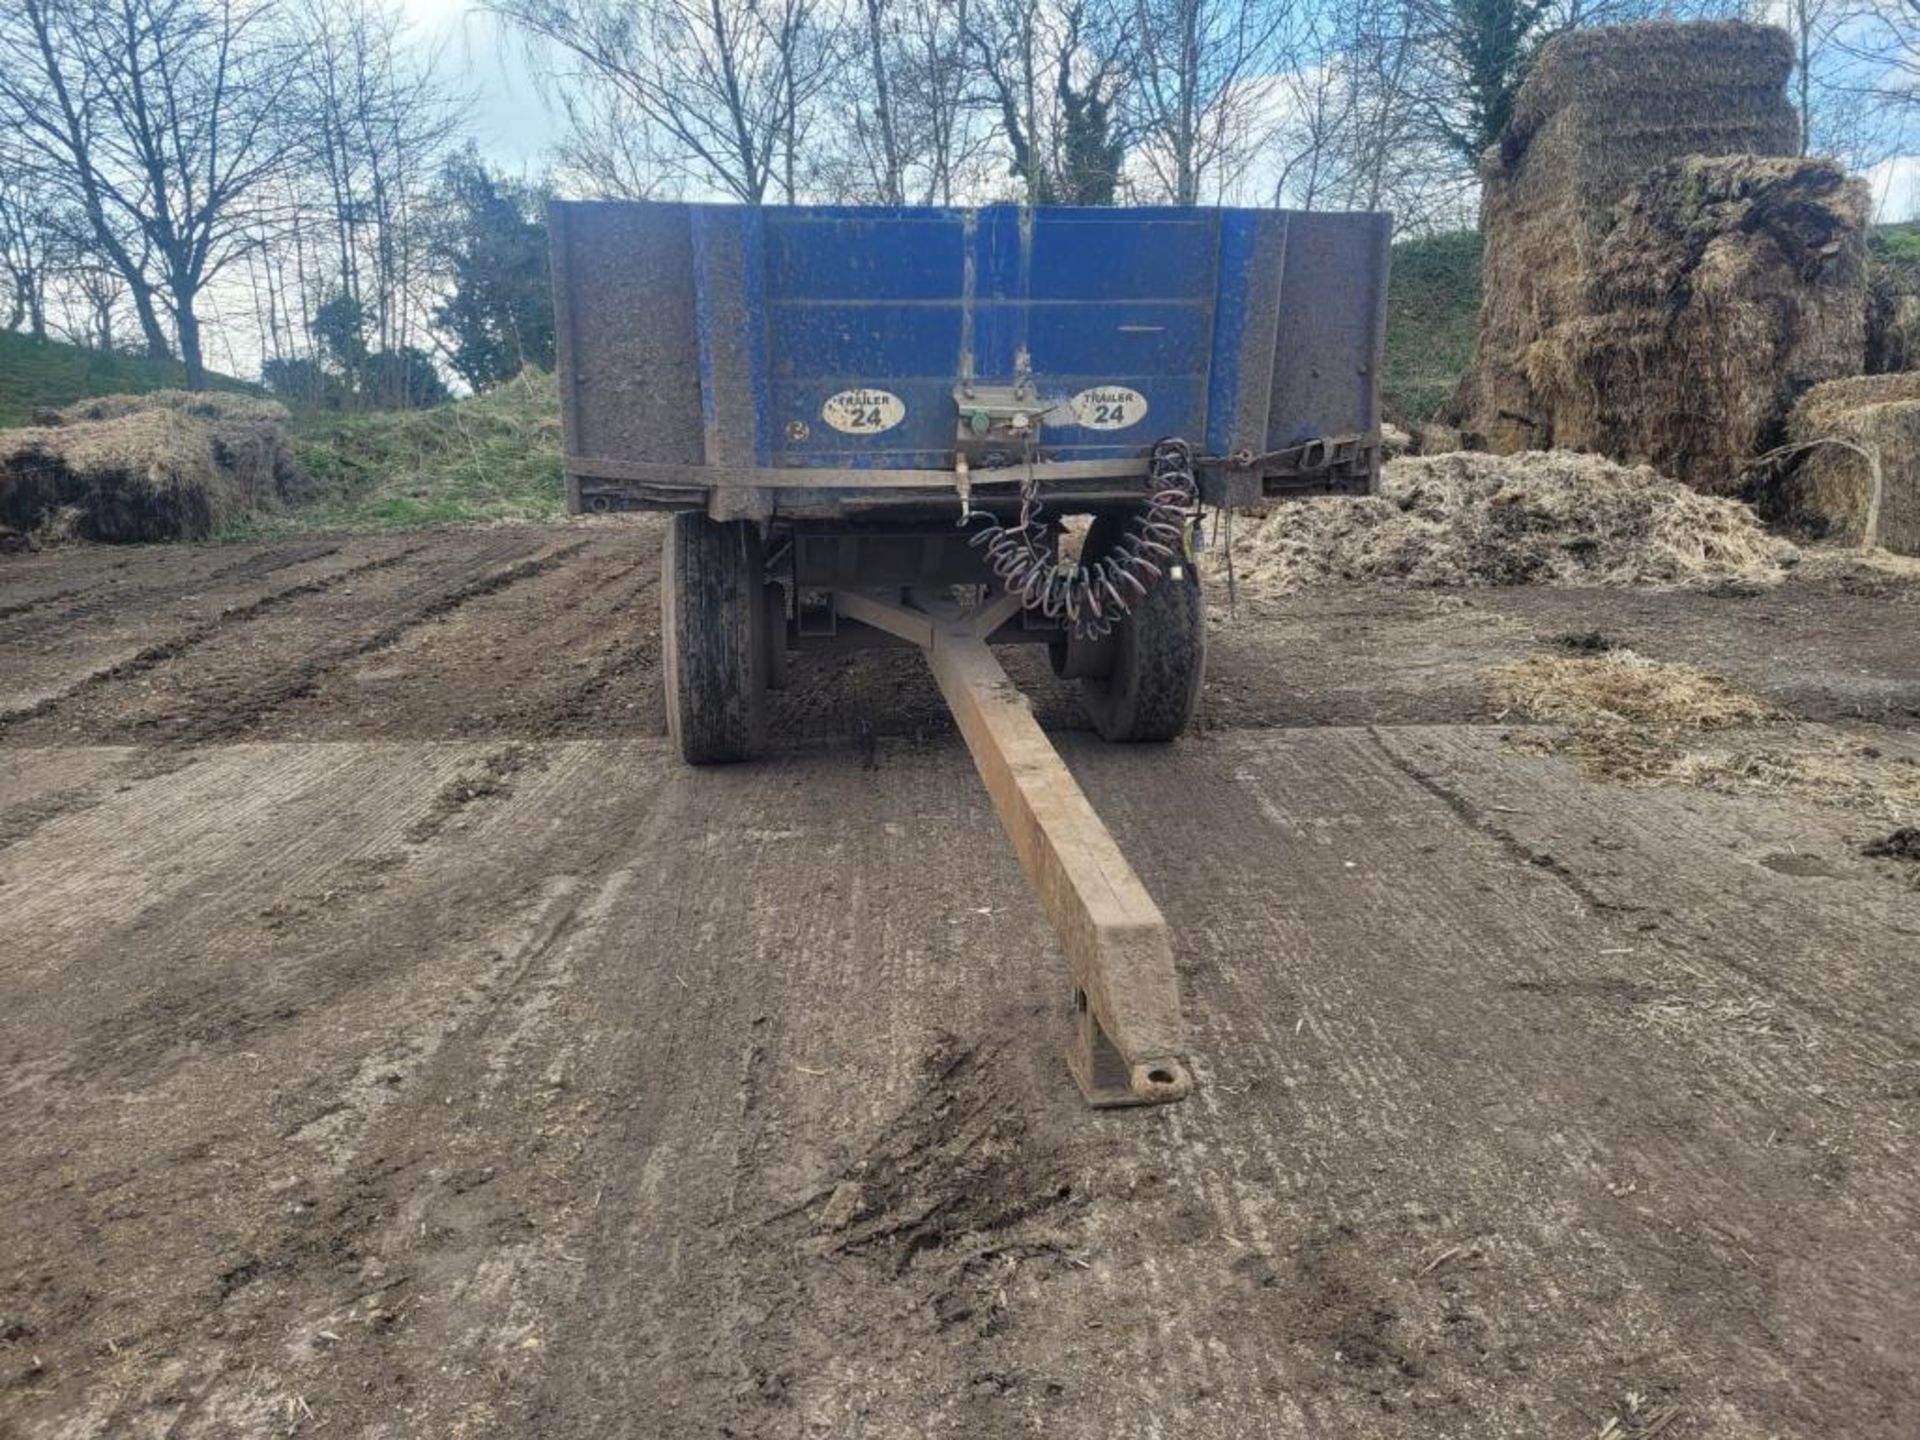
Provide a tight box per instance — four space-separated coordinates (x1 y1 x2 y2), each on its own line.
966 436 1201 640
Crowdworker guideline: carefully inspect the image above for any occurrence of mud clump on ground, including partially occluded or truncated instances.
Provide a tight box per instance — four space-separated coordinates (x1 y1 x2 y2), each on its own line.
1863 827 1920 861
0 390 303 544
405 744 540 844
1217 451 1798 598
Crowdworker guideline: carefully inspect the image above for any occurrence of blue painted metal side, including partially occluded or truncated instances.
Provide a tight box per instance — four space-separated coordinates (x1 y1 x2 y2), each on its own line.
550 199 1389 481
761 205 1224 468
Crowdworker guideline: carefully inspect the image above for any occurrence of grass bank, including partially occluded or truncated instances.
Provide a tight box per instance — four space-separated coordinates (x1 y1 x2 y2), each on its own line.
1382 229 1481 427
253 369 565 535
0 331 256 428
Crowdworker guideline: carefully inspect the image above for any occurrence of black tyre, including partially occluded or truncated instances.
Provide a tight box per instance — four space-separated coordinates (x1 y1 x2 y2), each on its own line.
1075 512 1205 742
662 513 767 764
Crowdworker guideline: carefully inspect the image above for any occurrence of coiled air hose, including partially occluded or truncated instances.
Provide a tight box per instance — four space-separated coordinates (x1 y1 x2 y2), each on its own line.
966 436 1201 640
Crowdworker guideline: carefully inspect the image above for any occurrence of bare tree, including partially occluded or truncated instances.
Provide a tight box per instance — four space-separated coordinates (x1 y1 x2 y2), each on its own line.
1784 0 1920 174
485 0 838 203
1127 0 1293 203
1259 0 1467 228
0 0 302 386
68 259 128 350
1 0 168 357
805 0 995 204
277 0 466 404
0 167 61 337
962 0 1133 203
549 85 666 200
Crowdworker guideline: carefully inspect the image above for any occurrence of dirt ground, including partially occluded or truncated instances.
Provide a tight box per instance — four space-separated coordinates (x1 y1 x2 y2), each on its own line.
2 520 1918 1439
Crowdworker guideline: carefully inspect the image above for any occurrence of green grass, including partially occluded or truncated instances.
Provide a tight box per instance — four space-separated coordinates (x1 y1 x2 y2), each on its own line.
0 329 257 428
242 368 565 536
1869 220 1920 263
1382 229 1482 427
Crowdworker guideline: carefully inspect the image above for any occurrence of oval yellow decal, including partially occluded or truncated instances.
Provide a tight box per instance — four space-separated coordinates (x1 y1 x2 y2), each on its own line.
821 389 906 436
1070 386 1149 430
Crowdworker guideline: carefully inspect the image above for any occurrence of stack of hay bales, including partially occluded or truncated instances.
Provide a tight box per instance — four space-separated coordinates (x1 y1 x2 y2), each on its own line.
1531 155 1868 491
1750 372 1920 552
1455 22 1869 491
0 391 303 543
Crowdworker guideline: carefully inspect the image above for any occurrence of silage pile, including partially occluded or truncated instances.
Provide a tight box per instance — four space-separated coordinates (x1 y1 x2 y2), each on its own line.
1218 450 1799 597
0 390 303 543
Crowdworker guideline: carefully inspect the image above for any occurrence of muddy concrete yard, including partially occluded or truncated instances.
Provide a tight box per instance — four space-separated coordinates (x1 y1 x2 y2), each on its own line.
2 521 1917 1438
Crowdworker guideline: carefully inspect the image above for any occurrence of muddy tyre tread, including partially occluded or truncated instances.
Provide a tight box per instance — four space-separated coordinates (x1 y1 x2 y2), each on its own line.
663 514 766 764
1076 513 1205 742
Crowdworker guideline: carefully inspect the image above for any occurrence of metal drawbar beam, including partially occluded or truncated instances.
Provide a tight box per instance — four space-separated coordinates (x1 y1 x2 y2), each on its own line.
835 589 1193 1108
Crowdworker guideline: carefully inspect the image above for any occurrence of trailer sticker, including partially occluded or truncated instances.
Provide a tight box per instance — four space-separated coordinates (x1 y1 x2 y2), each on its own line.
1070 386 1149 430
820 389 906 436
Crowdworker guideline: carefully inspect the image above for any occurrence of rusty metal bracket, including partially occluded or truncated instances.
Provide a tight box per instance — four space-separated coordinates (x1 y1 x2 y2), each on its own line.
835 588 1193 1108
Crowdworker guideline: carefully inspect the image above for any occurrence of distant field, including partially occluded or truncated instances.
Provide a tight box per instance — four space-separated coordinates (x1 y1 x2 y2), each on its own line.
0 330 257 428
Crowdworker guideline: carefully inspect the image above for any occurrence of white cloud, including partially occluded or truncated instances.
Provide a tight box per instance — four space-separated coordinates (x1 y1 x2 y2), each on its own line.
399 1 561 172
1863 154 1920 223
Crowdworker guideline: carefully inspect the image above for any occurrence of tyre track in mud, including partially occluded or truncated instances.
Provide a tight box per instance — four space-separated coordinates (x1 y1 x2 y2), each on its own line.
0 542 266 616
2 533 588 748
0 530 638 856
0 740 676 1436
0 539 345 629
243 529 667 742
0 544 435 853
0 543 422 731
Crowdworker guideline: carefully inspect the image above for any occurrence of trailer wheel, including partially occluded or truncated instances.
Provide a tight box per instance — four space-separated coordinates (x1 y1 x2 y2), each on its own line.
662 513 767 764
1074 512 1205 742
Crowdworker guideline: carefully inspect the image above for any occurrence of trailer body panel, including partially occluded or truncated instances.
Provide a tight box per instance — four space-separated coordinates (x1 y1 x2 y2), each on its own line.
551 200 1390 515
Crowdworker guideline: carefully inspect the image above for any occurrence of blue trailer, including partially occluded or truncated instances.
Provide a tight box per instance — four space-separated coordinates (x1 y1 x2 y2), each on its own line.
548 200 1390 1106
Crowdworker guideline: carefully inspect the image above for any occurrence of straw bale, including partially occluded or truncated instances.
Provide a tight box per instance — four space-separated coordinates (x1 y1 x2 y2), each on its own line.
1523 155 1868 491
0 394 302 542
1450 21 1871 485
1457 23 1800 451
1745 372 1920 552
1866 249 1920 373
